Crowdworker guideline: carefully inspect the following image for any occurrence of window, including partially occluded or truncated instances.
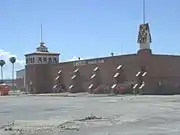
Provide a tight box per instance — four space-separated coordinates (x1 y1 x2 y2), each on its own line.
53 57 57 63
38 57 42 63
26 58 28 64
48 57 52 63
30 58 32 63
43 57 47 63
32 57 35 63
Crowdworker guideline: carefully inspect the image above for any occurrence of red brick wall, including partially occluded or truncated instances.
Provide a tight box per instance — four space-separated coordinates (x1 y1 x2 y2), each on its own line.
25 53 180 94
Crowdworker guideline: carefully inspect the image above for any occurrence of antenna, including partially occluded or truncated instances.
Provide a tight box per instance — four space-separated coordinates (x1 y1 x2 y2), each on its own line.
143 0 146 24
40 24 43 43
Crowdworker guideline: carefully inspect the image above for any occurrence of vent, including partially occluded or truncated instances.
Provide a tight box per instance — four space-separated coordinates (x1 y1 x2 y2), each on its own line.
88 84 94 89
53 85 57 89
116 65 122 70
136 72 141 77
69 85 74 89
55 76 60 80
74 68 79 73
90 74 96 79
139 82 145 89
93 67 99 72
111 84 117 89
142 72 147 76
58 70 62 74
133 84 138 89
113 73 119 78
71 75 76 80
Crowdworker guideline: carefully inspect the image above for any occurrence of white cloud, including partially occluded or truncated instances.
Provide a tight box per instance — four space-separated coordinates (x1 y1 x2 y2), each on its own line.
0 49 25 79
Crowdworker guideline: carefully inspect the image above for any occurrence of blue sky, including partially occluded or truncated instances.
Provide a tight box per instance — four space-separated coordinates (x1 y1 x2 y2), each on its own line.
0 0 180 78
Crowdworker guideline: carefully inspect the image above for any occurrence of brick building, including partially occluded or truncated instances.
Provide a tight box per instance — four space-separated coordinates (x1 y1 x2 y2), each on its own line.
23 23 180 94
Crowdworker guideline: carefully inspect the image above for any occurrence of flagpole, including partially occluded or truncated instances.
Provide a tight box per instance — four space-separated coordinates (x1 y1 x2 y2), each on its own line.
40 24 43 43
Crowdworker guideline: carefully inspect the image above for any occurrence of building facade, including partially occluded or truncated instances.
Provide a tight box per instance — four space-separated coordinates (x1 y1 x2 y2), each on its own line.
24 23 180 94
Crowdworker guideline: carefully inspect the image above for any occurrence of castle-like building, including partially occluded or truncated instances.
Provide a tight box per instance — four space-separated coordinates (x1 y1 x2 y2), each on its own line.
16 23 180 95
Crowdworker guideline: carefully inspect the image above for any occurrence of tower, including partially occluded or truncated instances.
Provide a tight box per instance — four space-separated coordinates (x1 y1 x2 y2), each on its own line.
134 0 153 94
137 0 152 54
25 25 60 93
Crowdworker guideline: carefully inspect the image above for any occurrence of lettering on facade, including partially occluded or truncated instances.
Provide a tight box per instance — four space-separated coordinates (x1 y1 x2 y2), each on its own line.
38 57 42 63
26 56 58 65
73 59 104 66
